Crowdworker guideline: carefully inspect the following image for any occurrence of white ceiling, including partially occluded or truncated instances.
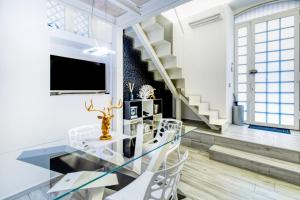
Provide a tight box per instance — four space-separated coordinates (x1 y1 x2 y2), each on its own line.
162 0 267 21
68 0 267 27
69 0 190 27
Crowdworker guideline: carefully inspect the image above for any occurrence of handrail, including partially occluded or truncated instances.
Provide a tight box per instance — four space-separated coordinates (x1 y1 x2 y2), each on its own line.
174 8 184 34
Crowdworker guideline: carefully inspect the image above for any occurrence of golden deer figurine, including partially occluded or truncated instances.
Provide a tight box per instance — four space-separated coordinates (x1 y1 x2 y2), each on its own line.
85 99 123 140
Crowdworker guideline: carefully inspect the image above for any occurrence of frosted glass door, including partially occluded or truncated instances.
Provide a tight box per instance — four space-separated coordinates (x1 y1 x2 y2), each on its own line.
235 11 299 129
252 15 297 128
236 26 249 121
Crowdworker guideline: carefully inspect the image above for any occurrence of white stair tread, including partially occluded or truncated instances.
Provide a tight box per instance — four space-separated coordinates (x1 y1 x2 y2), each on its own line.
149 65 181 71
142 22 163 32
199 110 217 116
138 40 170 50
210 145 300 173
209 118 228 126
142 52 172 61
134 37 170 49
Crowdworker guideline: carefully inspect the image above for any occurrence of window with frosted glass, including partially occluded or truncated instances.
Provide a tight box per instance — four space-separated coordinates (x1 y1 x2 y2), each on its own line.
237 27 248 121
254 16 295 126
73 11 90 37
46 0 65 30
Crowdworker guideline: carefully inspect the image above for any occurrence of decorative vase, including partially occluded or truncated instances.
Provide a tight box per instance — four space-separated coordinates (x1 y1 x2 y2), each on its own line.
130 92 134 100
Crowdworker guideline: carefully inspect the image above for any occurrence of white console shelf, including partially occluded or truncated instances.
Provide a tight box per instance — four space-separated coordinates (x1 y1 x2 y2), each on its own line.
123 99 163 142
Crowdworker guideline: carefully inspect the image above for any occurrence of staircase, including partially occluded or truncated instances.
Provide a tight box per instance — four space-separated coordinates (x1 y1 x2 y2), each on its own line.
125 15 228 131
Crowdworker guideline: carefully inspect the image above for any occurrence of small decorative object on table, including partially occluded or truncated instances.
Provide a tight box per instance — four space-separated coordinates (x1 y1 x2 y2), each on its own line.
126 82 135 100
85 99 123 140
130 106 138 119
138 85 156 99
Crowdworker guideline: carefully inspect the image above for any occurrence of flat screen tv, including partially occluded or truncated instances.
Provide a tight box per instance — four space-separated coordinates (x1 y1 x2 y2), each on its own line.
50 55 106 93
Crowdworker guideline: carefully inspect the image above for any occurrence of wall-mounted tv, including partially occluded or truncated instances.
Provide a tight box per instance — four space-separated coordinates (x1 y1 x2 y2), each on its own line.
50 55 106 93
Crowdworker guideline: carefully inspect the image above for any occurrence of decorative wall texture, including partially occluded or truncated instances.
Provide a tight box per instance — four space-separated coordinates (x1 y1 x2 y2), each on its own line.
123 35 173 117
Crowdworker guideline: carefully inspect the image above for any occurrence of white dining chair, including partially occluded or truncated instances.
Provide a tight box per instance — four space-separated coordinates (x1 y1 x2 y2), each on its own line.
68 124 124 165
143 119 183 169
105 150 189 200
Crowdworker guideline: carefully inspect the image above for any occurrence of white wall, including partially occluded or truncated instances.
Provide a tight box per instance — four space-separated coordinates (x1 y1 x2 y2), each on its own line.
0 0 122 154
164 5 234 121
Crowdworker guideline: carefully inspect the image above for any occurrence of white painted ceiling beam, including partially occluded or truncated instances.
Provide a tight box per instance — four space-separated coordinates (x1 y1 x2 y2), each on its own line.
108 0 141 15
117 0 191 28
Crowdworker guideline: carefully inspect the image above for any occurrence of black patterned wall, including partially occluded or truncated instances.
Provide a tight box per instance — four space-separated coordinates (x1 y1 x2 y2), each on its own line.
123 34 173 118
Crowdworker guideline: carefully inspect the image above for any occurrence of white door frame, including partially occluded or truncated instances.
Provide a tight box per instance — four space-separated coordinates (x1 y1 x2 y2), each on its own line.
235 8 300 130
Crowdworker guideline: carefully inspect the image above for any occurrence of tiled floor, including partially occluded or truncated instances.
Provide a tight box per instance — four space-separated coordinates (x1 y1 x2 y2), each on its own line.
176 146 300 200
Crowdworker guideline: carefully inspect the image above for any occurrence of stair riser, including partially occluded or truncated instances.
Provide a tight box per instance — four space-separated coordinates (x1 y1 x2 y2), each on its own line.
141 44 171 60
161 57 177 68
214 137 300 164
208 111 219 122
174 79 185 89
141 17 157 29
146 29 164 44
209 151 300 185
188 96 201 106
148 62 179 71
154 68 182 80
198 103 209 113
141 15 172 34
154 74 182 81
154 44 171 57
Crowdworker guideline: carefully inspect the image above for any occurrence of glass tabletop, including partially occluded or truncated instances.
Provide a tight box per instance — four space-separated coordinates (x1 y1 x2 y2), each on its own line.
13 125 196 200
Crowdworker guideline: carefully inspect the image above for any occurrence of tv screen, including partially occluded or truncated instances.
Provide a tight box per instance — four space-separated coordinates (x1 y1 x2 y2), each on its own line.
50 55 106 92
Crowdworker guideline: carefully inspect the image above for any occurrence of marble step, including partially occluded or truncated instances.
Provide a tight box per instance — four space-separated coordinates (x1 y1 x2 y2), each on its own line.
209 145 300 185
183 129 300 164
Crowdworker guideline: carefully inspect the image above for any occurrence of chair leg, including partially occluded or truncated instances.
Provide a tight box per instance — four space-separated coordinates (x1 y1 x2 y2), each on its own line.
172 191 178 200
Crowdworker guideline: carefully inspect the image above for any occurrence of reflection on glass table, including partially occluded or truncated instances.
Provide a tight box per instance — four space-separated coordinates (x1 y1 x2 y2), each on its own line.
17 122 196 200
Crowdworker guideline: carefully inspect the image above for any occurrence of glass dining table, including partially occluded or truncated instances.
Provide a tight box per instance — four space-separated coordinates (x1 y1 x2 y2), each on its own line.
14 125 196 200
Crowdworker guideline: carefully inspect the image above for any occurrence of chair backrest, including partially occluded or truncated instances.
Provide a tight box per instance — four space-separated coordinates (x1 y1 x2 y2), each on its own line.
146 119 182 172
68 124 100 150
144 151 188 200
155 119 182 143
68 124 124 164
